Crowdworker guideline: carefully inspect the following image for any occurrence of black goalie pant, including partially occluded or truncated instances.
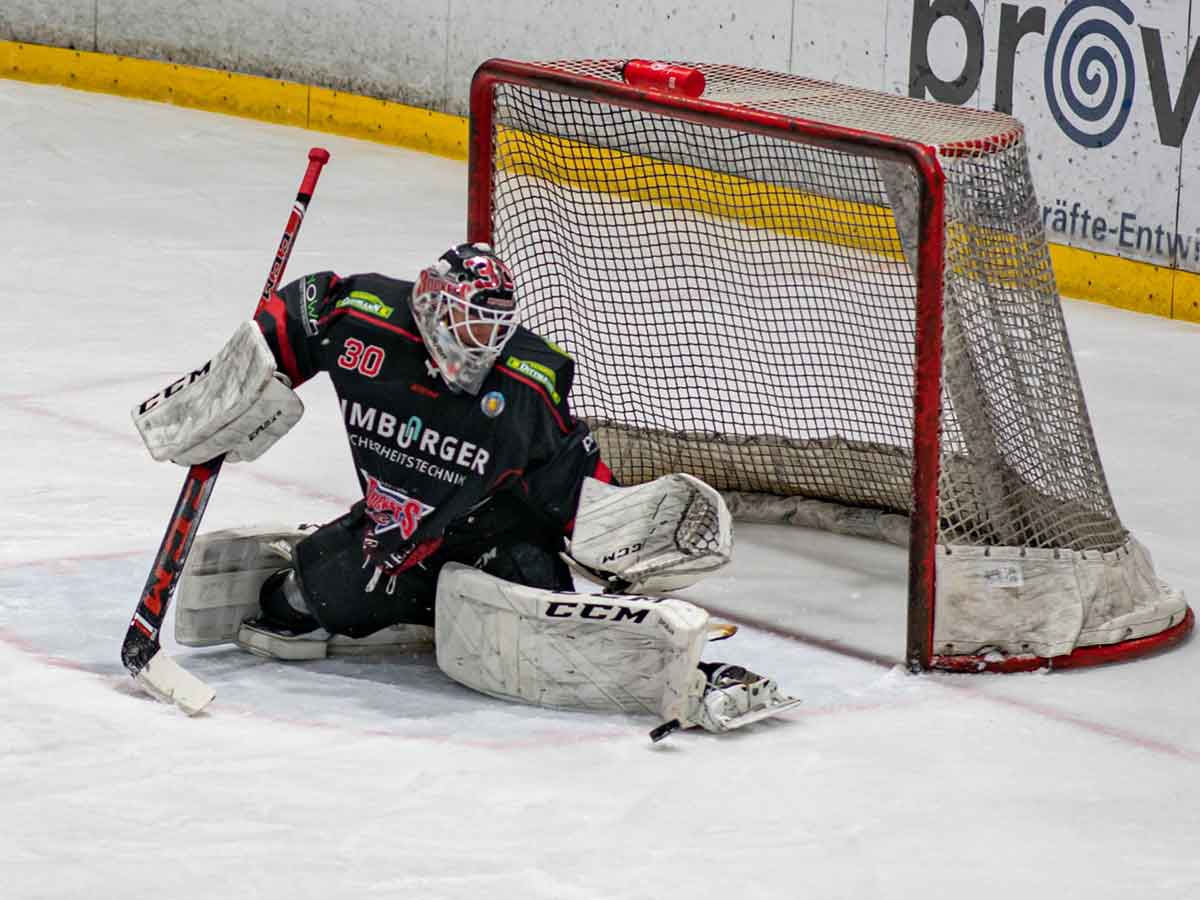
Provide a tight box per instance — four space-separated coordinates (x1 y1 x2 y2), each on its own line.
291 500 573 638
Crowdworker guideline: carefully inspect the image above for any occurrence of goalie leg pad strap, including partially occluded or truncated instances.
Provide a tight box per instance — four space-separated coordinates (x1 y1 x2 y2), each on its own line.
434 563 710 723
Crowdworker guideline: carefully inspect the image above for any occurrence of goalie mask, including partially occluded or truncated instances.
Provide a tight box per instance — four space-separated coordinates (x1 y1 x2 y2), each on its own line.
411 243 519 395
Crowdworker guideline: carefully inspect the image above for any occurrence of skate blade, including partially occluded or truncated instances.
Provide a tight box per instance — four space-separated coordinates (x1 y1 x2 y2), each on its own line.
718 696 803 731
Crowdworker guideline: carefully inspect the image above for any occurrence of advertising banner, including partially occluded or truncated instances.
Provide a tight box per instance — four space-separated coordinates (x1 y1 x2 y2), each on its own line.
890 0 1199 275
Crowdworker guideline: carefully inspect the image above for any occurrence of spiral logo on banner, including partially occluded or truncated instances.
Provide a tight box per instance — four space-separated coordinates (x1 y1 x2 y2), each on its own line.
1043 0 1136 148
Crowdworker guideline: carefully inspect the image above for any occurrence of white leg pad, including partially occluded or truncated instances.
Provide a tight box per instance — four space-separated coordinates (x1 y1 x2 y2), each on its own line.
175 525 313 646
434 562 710 724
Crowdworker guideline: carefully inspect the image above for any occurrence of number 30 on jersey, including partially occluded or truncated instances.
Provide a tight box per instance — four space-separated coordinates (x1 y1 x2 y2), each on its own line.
338 338 385 377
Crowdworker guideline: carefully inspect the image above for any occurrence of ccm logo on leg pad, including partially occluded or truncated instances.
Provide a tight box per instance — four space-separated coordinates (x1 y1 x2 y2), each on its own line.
544 600 656 623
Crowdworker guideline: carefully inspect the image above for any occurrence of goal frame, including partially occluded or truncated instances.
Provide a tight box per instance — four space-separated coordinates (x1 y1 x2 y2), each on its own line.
465 57 1193 672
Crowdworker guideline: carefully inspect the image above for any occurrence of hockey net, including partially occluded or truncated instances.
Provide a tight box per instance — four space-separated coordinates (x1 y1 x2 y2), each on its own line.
467 58 1191 671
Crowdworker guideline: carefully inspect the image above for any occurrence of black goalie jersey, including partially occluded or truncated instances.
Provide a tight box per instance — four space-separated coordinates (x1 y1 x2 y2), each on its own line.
255 271 610 568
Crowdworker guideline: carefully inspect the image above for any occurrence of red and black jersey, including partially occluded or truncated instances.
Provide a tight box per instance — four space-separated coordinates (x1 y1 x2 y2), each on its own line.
255 271 609 563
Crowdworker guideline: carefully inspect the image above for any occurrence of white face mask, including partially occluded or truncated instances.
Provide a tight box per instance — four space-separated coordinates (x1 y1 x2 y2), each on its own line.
410 266 519 395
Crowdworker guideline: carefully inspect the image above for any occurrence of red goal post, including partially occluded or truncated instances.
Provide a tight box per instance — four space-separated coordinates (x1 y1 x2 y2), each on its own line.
466 58 1192 672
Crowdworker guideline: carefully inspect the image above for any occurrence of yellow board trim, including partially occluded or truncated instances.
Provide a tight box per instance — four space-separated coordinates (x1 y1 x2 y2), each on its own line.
1 39 1193 321
1050 244 1175 319
0 40 467 158
1171 267 1200 322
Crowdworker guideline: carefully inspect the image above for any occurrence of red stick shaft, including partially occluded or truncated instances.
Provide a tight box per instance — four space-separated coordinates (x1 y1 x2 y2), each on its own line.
258 147 331 312
122 147 331 676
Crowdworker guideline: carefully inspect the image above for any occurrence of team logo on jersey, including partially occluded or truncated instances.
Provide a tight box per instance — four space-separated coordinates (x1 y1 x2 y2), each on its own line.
480 391 506 418
361 471 434 539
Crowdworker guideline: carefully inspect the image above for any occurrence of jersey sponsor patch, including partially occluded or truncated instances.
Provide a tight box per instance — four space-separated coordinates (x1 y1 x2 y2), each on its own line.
362 471 434 539
336 290 395 319
300 275 322 336
505 356 560 402
342 400 491 476
480 390 506 418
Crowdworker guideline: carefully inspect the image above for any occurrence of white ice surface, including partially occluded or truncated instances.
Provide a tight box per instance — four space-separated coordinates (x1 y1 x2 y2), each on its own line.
2 80 1199 900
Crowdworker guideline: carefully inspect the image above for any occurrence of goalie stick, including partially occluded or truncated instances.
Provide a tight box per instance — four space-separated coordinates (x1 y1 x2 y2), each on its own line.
120 147 331 714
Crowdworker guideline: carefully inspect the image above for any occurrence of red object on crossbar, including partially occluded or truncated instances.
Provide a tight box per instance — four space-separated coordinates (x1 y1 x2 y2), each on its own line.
620 59 706 98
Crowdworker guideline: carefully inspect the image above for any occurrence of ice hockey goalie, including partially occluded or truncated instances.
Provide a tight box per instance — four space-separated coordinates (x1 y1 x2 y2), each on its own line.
136 243 799 735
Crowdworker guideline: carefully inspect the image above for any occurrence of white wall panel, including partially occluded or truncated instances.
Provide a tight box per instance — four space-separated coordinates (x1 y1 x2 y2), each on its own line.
791 0 890 88
441 0 793 115
0 0 94 49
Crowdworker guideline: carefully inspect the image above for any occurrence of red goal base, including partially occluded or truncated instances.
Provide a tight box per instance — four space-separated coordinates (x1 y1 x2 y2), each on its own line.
929 606 1195 673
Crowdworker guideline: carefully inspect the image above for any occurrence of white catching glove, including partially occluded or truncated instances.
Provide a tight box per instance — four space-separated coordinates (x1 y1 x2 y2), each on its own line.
132 321 303 465
566 474 733 594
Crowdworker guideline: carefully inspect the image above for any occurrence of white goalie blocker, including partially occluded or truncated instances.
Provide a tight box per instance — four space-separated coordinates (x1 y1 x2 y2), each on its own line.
566 473 733 594
131 321 303 465
435 563 800 736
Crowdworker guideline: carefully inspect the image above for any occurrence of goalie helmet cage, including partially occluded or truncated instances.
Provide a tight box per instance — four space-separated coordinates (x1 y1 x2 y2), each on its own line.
466 58 1193 672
